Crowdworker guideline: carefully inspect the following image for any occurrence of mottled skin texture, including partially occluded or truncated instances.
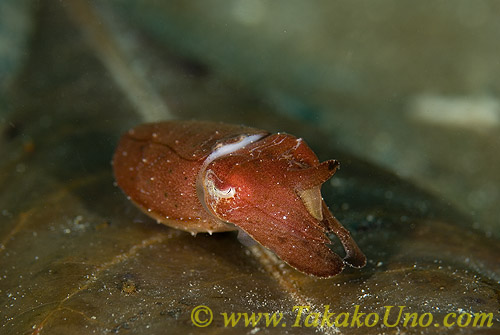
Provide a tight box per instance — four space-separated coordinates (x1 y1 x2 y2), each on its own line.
113 120 366 277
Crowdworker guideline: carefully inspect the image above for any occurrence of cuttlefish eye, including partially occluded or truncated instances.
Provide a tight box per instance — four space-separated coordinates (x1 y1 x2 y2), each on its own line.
204 170 236 200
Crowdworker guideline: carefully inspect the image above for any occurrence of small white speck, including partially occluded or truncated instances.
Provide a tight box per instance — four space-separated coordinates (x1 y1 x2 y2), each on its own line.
16 164 26 173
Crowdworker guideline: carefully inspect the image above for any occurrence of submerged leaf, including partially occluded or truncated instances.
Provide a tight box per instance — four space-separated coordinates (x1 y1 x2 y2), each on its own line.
0 2 499 335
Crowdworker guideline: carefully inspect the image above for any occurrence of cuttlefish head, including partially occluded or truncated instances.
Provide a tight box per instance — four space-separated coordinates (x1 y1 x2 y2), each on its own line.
198 133 366 277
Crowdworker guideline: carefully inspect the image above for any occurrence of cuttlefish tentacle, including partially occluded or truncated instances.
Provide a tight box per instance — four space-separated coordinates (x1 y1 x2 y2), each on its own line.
321 201 366 268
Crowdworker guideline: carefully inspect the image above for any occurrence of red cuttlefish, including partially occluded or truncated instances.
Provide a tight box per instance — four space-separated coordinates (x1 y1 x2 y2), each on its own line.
113 120 366 277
